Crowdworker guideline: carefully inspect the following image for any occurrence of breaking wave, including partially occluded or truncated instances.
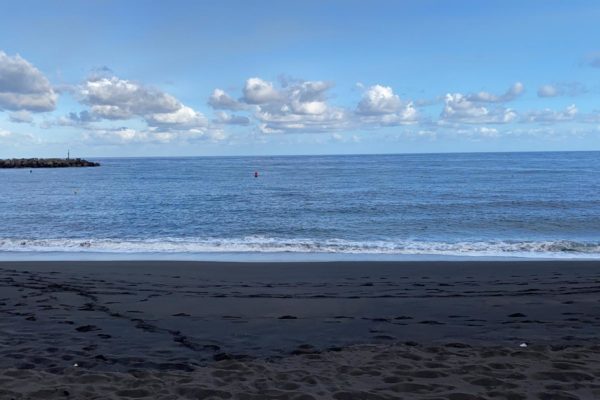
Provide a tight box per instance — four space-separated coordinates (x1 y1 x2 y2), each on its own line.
1 237 600 259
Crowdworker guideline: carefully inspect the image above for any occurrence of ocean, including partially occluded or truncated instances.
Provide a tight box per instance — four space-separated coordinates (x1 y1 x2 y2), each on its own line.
1 152 599 260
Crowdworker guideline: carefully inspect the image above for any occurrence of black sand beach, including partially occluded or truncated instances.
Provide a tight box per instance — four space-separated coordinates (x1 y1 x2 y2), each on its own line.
1 260 600 399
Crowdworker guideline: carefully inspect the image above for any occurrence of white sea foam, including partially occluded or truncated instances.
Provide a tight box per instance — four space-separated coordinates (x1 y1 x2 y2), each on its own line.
0 237 599 259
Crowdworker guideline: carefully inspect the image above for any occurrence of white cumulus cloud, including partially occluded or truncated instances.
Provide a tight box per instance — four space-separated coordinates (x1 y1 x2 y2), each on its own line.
356 84 418 126
442 93 517 124
83 126 226 145
521 104 578 123
80 76 181 119
208 88 245 110
356 85 403 115
0 50 57 112
77 75 210 139
233 77 349 133
242 77 280 104
209 78 423 133
146 105 208 129
467 82 524 103
213 111 250 125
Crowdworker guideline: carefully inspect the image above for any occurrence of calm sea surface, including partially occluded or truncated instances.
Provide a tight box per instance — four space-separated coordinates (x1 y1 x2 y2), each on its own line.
1 152 599 259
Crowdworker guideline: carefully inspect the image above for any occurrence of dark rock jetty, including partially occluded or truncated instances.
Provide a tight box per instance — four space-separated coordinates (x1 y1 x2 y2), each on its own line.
0 158 100 168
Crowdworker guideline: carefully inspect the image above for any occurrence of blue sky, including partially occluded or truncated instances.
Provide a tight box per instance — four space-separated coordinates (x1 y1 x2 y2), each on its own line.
1 0 600 157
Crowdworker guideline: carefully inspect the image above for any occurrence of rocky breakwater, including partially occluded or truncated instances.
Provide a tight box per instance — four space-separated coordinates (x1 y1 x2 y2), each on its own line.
0 158 100 168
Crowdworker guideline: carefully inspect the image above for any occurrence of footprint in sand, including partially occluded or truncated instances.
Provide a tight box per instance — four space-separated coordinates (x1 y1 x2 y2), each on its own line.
75 325 100 332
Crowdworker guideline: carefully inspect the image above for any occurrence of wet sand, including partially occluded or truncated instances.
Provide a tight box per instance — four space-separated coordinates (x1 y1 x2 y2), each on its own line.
1 260 600 399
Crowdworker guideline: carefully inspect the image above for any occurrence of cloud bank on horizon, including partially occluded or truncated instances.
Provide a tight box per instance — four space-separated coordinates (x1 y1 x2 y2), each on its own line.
1 0 599 156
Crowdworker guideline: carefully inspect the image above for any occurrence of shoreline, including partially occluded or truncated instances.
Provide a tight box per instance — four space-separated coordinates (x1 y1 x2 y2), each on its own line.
2 258 600 265
2 251 600 262
2 259 600 271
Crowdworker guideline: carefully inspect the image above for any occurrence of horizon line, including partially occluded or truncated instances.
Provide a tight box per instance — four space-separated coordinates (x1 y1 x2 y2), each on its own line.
51 149 600 159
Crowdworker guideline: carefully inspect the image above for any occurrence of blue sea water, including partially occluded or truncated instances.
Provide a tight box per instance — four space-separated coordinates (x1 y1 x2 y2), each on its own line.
1 152 599 260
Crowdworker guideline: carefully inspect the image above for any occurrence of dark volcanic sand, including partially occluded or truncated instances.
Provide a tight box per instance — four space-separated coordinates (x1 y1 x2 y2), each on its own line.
1 260 600 399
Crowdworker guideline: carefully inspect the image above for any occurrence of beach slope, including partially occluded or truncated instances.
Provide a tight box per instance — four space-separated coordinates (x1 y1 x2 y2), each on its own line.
1 260 599 399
